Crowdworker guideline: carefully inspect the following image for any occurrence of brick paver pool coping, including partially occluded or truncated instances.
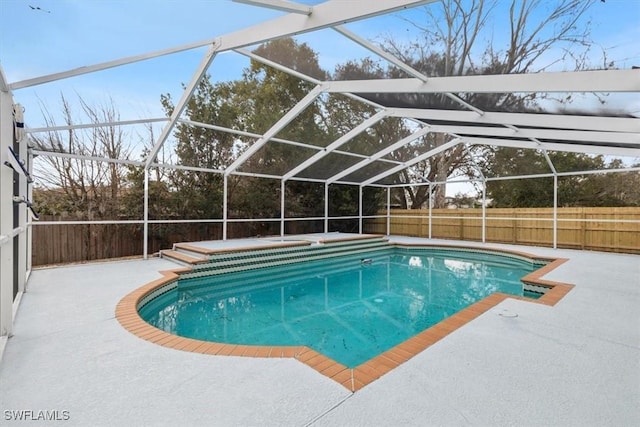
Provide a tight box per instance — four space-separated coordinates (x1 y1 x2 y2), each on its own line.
115 243 573 392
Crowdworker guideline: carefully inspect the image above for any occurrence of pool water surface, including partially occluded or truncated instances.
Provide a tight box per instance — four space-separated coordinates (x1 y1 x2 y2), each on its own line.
139 248 542 367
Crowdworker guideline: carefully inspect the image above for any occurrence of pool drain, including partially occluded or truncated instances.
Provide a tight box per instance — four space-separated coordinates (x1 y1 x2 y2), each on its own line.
495 308 518 318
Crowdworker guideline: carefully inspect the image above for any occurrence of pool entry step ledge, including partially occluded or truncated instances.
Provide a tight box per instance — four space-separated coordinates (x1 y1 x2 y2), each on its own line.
160 235 390 272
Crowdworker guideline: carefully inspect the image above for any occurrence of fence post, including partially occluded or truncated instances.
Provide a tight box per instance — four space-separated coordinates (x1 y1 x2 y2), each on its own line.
223 175 228 240
581 208 586 250
324 182 329 233
358 185 363 234
482 180 486 243
143 168 149 259
280 180 285 237
428 183 432 239
386 187 390 236
553 175 558 249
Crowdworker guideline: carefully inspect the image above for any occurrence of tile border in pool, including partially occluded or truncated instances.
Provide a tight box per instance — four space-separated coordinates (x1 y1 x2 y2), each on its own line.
115 243 574 392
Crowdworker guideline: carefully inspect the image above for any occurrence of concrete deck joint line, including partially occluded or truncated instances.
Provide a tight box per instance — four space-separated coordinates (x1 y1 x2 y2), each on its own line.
302 393 355 427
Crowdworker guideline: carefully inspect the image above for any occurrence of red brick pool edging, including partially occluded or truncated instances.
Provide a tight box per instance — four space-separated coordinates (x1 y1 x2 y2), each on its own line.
115 244 574 392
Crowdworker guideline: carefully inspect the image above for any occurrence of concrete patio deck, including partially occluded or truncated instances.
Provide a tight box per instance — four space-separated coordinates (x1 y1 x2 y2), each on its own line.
1 236 638 426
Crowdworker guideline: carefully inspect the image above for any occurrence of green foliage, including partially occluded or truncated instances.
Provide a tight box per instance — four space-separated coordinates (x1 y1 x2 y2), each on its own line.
484 148 640 207
161 79 239 219
122 162 176 220
161 38 385 227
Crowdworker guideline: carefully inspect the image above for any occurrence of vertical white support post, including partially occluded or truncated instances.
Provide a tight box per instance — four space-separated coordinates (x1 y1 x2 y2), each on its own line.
386 187 390 236
324 182 329 233
0 88 14 337
482 180 486 243
358 186 363 234
17 106 26 292
280 180 286 237
223 175 228 240
143 168 149 259
428 183 433 239
26 146 33 275
553 175 558 249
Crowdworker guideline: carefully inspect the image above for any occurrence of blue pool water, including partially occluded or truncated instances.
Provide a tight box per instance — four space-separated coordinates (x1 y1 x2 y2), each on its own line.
139 248 541 367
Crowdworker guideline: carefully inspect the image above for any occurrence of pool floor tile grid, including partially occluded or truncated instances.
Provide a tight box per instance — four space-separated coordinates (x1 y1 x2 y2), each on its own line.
117 242 575 392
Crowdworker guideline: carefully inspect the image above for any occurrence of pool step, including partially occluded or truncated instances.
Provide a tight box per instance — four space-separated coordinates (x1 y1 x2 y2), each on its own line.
160 249 208 266
189 237 390 276
204 237 387 263
170 245 212 259
161 235 391 273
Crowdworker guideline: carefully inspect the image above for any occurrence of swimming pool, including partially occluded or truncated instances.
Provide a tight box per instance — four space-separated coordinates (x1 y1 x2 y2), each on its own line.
138 247 545 367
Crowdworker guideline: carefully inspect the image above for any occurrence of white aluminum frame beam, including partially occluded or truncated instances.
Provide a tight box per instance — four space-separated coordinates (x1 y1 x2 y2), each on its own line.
235 47 426 125
333 25 485 115
234 48 321 85
233 0 312 15
236 47 428 130
26 118 168 134
31 146 402 184
383 165 640 187
325 69 640 94
9 0 433 90
388 108 640 133
145 43 219 168
334 25 429 83
282 110 387 180
462 136 640 157
215 0 436 52
326 126 432 184
31 150 144 167
224 85 324 175
178 118 403 167
424 125 640 145
362 138 462 185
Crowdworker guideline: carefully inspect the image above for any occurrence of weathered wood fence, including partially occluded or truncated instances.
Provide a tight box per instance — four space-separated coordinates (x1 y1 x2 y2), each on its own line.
32 220 221 266
31 218 327 266
363 207 640 254
31 208 639 265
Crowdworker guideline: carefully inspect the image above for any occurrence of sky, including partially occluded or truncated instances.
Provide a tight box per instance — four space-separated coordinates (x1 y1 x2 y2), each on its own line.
1 0 639 127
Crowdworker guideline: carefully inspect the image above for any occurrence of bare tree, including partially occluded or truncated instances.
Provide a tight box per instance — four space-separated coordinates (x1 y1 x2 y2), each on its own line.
378 0 598 207
31 95 133 219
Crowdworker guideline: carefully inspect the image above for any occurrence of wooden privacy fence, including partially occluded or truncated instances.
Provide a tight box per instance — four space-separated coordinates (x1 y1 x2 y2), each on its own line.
31 208 639 265
363 207 640 254
31 217 327 266
32 220 223 266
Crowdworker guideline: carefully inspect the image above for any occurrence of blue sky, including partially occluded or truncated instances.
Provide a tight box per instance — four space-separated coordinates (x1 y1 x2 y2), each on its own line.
1 0 639 127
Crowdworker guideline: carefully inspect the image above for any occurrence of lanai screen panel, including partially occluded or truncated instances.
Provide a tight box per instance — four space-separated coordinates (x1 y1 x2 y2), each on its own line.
337 117 413 156
339 160 400 184
246 29 345 82
377 133 448 162
480 146 552 178
268 94 362 148
292 152 364 180
235 141 319 176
